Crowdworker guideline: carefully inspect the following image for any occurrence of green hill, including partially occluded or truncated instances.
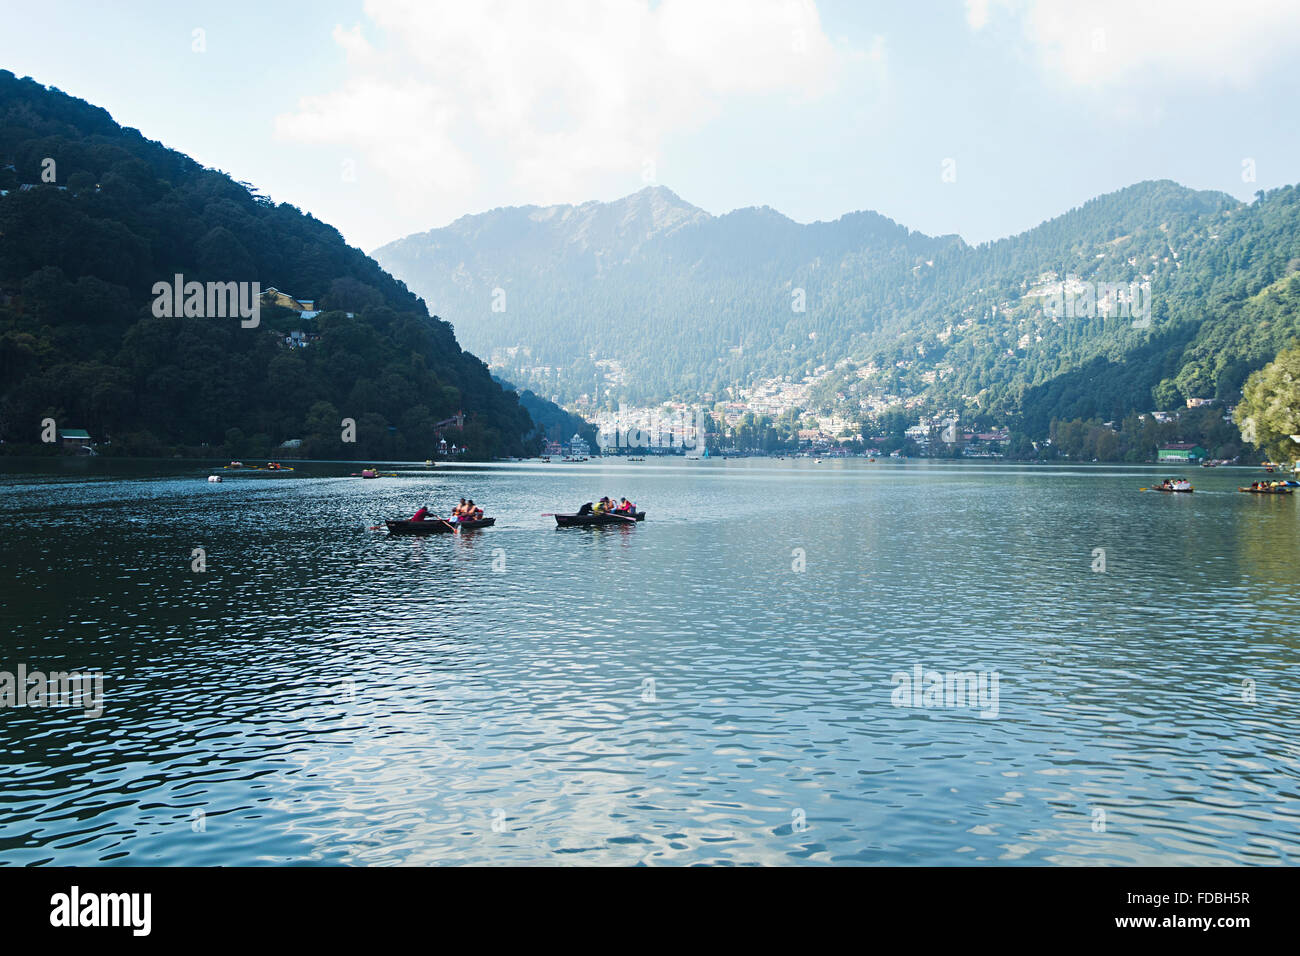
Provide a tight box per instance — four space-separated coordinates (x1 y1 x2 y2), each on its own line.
375 179 1300 449
0 70 569 460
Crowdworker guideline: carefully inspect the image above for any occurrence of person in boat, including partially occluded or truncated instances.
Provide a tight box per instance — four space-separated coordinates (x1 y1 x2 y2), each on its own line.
452 498 468 518
464 500 483 521
616 497 635 514
592 497 609 515
411 505 429 522
576 502 594 516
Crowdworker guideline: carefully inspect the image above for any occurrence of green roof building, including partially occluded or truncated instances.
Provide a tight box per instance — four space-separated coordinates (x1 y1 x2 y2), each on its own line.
1157 443 1206 462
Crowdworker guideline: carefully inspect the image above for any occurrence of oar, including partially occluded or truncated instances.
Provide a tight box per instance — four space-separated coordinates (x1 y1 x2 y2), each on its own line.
436 514 460 534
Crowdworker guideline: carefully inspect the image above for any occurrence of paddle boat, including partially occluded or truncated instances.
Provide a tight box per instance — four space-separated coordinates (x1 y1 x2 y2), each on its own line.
553 510 645 527
1154 477 1193 493
1239 482 1294 495
386 516 495 534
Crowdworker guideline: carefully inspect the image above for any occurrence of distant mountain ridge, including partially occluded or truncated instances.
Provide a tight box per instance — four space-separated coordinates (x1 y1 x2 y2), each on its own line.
373 177 1300 439
373 185 958 403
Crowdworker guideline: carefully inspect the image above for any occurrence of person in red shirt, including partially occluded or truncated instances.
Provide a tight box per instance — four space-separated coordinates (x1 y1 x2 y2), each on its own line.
411 506 429 522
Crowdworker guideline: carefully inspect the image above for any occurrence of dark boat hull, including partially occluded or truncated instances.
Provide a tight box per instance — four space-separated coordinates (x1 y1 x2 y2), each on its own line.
386 517 496 534
554 511 645 527
1238 487 1294 495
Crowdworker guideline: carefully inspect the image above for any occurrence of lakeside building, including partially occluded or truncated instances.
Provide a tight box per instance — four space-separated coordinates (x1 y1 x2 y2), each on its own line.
1157 443 1207 462
57 428 95 454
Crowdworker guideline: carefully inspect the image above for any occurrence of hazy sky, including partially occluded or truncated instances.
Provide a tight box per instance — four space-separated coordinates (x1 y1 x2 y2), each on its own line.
4 0 1299 252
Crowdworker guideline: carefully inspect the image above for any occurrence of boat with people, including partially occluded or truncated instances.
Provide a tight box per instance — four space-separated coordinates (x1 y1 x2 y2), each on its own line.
552 495 644 526
1239 482 1295 495
384 499 493 533
218 460 294 472
1153 477 1194 493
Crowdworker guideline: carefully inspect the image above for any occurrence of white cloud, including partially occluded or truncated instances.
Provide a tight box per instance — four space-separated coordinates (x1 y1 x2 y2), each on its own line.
276 0 849 220
964 0 992 31
969 0 1300 90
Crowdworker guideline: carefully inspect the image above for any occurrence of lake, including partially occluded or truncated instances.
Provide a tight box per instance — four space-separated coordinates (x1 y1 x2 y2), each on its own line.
1 457 1297 865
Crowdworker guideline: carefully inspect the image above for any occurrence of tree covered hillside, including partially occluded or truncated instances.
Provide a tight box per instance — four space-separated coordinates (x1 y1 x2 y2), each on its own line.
376 178 1300 448
0 71 556 459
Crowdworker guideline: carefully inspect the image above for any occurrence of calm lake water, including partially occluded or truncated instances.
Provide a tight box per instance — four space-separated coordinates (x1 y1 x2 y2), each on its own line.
1 457 1297 866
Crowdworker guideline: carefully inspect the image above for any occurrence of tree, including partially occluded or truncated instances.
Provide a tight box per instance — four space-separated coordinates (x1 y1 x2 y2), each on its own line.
1235 344 1300 463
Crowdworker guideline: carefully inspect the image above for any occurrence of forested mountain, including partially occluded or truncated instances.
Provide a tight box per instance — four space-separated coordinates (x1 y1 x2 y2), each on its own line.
0 71 573 459
375 180 1300 438
375 186 959 403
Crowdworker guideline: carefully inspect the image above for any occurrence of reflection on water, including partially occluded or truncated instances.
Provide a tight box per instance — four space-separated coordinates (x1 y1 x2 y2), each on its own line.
0 458 1297 865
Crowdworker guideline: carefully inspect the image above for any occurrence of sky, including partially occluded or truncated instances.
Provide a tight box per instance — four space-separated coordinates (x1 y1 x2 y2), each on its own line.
3 0 1299 252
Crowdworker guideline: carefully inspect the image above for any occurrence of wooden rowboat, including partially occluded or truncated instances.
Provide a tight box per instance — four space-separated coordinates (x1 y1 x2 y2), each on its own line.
554 511 645 527
386 517 496 534
1238 486 1294 495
